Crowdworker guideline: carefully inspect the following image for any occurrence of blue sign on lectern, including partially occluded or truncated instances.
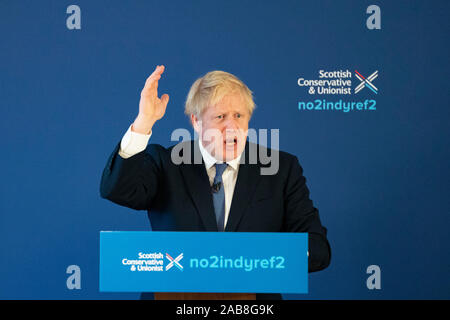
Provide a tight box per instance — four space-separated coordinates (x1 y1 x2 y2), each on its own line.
100 231 308 293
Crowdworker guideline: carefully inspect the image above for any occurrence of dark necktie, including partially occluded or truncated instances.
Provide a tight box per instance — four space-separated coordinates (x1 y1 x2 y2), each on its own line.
212 163 228 231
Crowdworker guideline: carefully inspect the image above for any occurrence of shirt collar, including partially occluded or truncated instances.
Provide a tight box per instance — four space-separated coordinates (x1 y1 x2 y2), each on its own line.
198 139 241 171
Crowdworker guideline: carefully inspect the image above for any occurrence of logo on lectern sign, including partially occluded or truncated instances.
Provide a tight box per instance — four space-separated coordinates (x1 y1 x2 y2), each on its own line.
165 253 184 271
120 252 184 272
100 232 308 293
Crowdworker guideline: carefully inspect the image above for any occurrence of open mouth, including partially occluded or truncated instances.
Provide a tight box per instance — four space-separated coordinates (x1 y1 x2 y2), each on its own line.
224 137 237 146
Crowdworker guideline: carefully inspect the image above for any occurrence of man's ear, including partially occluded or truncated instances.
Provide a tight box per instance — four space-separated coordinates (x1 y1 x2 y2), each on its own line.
191 114 201 133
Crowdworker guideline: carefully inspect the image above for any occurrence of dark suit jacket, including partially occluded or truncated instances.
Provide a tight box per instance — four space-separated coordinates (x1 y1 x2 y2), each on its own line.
100 139 331 300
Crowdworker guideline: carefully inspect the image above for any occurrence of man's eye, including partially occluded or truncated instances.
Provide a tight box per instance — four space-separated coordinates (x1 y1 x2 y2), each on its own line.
217 115 223 119
236 113 241 118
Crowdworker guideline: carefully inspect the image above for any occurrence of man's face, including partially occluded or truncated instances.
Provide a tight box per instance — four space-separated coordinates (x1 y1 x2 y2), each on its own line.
192 93 250 162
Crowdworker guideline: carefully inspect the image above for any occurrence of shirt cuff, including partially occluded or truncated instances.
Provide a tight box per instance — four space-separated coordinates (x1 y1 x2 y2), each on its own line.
118 124 152 159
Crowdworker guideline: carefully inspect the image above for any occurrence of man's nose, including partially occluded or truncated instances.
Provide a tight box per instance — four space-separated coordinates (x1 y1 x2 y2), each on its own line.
223 117 239 130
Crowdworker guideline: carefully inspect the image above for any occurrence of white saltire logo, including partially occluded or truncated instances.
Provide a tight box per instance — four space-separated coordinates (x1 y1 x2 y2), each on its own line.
354 70 378 94
166 253 184 271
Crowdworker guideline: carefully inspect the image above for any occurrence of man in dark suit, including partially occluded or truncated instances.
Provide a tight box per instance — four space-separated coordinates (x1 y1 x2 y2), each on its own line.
100 65 331 300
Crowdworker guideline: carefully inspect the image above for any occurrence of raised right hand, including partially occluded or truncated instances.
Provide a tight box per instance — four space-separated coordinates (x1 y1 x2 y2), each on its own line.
132 65 170 134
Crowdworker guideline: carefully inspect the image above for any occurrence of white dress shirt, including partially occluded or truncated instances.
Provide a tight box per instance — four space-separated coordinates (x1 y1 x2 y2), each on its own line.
118 125 241 228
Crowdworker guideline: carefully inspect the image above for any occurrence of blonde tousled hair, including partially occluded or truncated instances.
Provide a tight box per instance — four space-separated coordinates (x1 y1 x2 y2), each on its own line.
185 70 255 118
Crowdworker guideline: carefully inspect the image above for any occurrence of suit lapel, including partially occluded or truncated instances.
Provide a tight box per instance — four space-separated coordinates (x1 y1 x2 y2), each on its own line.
225 142 262 231
177 140 262 232
178 140 218 231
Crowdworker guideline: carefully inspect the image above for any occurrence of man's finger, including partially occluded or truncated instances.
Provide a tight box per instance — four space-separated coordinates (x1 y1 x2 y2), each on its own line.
144 65 165 90
152 74 162 91
149 65 165 79
142 76 161 97
161 93 169 107
145 73 160 87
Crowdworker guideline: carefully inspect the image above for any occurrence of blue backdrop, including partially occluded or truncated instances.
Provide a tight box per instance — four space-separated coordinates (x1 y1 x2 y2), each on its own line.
1 0 449 299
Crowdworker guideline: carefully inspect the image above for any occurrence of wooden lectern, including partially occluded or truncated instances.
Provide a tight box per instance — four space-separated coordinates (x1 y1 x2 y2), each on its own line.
154 292 256 300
